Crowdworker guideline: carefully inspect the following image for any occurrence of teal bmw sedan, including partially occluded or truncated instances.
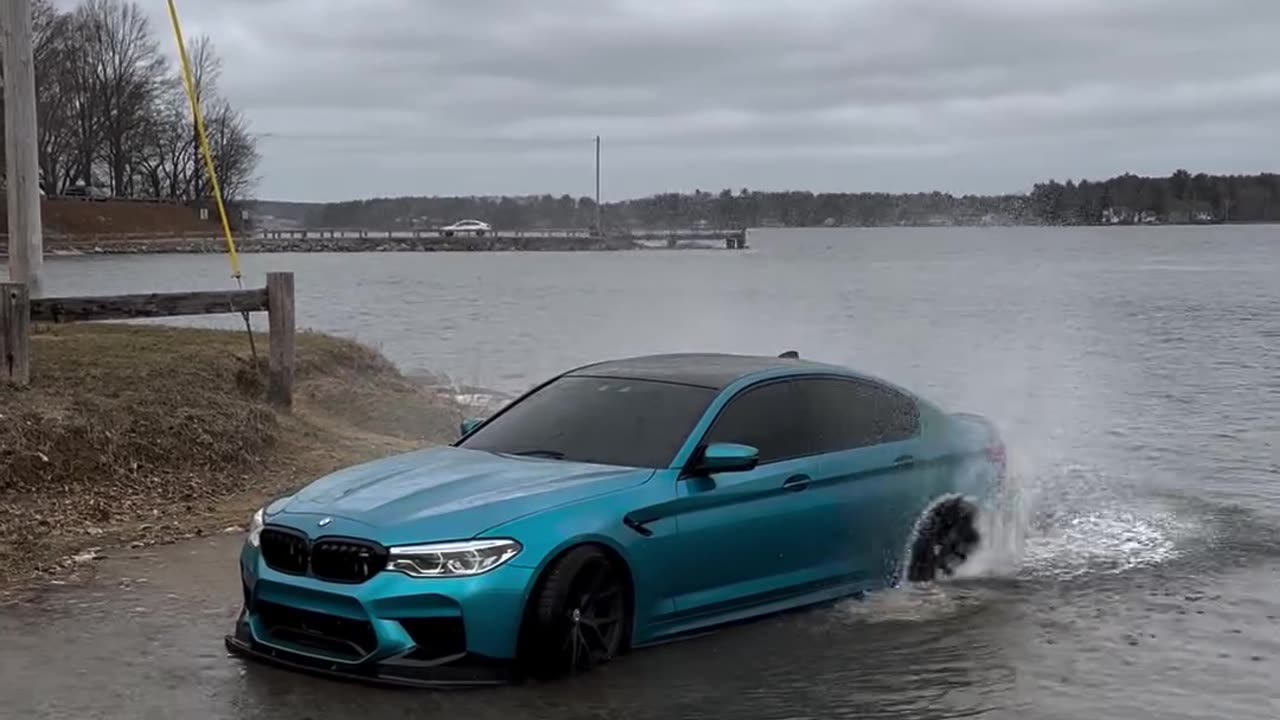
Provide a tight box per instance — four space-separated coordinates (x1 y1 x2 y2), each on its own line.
225 352 1006 686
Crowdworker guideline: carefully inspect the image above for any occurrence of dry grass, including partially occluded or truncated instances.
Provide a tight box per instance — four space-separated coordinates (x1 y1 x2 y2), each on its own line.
0 324 464 589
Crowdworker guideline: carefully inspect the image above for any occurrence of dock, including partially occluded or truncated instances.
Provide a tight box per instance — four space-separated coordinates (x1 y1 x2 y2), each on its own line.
7 227 748 256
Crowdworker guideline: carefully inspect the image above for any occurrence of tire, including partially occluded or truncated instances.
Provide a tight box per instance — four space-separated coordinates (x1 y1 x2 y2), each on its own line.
906 497 981 583
518 545 629 680
444 230 454 237
475 230 486 237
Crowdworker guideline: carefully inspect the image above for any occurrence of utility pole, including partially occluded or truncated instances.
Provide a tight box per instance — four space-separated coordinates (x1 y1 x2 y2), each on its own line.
1 0 44 294
594 135 602 236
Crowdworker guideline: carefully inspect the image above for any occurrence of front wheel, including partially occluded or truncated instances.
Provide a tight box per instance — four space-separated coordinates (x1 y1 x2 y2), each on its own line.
519 545 629 680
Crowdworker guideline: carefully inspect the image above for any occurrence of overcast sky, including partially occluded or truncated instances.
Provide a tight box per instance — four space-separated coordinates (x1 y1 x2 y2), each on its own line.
119 0 1280 202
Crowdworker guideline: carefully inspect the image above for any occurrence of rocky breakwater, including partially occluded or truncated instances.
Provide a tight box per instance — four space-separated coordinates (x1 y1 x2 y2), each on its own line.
47 233 646 255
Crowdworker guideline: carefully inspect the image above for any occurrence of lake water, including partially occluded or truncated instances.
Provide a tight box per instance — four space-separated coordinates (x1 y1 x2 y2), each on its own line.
4 226 1279 719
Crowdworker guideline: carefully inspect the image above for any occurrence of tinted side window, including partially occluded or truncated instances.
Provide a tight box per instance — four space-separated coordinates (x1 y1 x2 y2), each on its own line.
797 378 921 452
703 381 825 463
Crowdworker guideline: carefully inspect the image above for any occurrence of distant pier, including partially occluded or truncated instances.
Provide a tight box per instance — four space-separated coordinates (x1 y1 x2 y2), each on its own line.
15 227 749 256
254 226 747 250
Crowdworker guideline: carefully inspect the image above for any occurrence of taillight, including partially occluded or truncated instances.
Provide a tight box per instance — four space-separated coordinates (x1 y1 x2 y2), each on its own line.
986 443 1007 477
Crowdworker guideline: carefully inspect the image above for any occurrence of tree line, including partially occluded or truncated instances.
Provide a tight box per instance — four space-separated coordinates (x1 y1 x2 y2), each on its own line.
0 0 259 201
297 170 1280 230
1028 171 1280 225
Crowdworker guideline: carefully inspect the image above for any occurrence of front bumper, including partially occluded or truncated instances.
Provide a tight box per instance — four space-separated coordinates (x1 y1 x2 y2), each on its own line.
227 541 536 688
224 612 510 688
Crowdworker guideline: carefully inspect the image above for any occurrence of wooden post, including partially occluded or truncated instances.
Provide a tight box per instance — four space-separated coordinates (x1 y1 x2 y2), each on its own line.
0 282 31 385
1 0 45 294
266 272 295 409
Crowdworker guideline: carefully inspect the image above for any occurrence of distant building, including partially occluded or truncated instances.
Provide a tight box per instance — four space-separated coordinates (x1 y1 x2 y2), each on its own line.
1102 207 1134 224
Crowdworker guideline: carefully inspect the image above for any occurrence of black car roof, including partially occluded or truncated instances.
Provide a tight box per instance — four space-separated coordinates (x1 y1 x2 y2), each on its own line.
564 352 849 390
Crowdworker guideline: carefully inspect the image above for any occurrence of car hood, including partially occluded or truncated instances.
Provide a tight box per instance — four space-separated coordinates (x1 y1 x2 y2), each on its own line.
270 446 653 545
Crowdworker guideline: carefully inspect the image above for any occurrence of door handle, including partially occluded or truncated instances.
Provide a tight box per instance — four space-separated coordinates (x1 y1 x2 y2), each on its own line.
893 455 916 467
782 474 811 492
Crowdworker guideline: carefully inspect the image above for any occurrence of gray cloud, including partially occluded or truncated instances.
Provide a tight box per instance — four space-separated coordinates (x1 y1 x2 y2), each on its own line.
113 0 1280 200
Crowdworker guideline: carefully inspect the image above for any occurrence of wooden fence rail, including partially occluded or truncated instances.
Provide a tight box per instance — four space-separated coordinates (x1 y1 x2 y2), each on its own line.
0 271 296 409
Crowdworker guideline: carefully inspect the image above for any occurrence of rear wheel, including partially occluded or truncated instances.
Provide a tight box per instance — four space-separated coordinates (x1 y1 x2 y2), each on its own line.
519 546 628 680
906 497 980 582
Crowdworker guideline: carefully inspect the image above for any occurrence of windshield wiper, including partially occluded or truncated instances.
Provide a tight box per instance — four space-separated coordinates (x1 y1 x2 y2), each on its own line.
509 449 566 459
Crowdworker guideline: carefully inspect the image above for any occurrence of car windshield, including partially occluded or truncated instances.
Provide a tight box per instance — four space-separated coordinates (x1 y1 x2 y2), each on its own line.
457 375 717 468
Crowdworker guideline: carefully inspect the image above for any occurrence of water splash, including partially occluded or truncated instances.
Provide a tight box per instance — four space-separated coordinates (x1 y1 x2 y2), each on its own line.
950 454 1195 583
1018 507 1190 580
953 470 1032 580
835 581 995 625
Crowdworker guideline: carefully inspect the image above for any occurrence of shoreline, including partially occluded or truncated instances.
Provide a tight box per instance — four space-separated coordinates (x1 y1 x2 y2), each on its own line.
0 324 475 596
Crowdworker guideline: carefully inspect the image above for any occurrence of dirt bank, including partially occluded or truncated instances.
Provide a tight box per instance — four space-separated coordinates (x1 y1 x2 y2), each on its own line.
0 324 466 591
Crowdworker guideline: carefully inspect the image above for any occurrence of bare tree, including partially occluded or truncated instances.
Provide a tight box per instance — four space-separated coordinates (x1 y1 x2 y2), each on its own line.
1 0 67 184
32 1 82 193
132 96 182 197
78 0 166 195
142 33 257 202
6 0 259 201
183 35 222 106
203 98 259 201
177 35 223 200
60 10 106 190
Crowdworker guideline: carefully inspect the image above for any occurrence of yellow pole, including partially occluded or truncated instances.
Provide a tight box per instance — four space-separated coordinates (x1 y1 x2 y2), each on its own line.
164 0 242 281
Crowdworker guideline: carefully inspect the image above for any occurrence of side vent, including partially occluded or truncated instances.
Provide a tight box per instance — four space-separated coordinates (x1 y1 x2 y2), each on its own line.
622 515 654 537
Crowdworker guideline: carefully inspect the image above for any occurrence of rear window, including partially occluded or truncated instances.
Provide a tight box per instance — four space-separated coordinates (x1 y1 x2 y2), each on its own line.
457 376 717 468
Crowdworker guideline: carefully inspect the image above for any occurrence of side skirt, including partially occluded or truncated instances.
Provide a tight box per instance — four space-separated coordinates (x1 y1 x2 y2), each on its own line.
634 580 876 649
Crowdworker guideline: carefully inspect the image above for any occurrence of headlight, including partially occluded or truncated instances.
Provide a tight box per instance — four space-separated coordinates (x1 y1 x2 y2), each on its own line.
386 539 522 578
247 507 265 548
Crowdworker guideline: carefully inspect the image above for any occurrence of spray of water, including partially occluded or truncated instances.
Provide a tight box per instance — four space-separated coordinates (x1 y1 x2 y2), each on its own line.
953 459 1034 580
896 309 1194 586
943 453 1195 584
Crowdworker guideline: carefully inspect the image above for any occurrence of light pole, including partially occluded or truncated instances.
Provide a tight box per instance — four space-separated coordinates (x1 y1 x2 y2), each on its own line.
594 135 602 236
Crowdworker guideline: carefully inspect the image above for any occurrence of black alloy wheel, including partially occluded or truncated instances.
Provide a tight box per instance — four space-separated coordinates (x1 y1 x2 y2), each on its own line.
906 497 981 583
520 545 628 680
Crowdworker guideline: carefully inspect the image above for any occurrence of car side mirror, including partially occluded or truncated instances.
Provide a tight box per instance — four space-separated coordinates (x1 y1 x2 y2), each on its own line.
460 418 483 437
695 443 759 474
